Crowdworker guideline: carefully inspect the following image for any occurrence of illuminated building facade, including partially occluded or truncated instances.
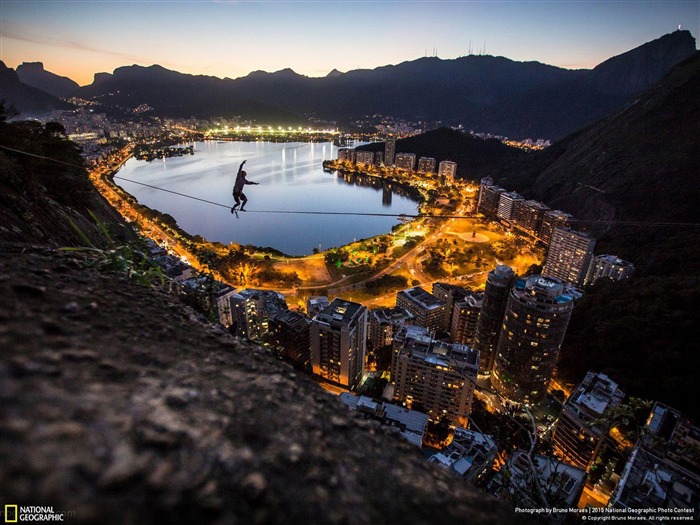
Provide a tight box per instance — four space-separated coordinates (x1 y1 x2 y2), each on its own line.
496 191 524 222
391 325 479 425
355 150 374 166
543 228 596 287
368 306 414 351
310 299 367 389
417 156 436 174
268 310 312 371
438 160 457 182
396 287 447 336
472 265 515 374
513 200 550 237
451 292 483 345
491 275 575 405
384 136 396 166
477 182 506 217
395 152 416 171
585 254 635 285
552 372 625 469
538 209 573 245
230 289 288 342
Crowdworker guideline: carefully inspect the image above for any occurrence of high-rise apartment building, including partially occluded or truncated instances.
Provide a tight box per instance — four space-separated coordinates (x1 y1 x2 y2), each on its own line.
491 275 575 405
538 210 573 245
310 299 368 389
552 372 625 469
396 287 447 336
477 183 506 217
451 292 483 345
355 150 374 166
432 283 469 331
472 265 515 374
543 228 596 287
497 191 524 222
476 177 494 211
438 160 457 183
395 152 416 171
214 284 237 328
417 157 436 174
268 310 312 371
384 136 396 167
337 148 352 162
585 255 635 285
368 307 414 351
230 289 288 342
513 200 550 237
391 325 479 425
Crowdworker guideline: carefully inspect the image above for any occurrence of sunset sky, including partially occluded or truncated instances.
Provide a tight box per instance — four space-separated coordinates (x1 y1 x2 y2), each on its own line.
1 0 698 86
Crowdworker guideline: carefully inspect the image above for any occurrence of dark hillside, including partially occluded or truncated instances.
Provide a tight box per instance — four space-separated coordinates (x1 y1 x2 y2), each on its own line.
16 62 80 98
356 127 526 180
502 52 700 223
0 107 133 248
488 54 700 420
0 61 71 117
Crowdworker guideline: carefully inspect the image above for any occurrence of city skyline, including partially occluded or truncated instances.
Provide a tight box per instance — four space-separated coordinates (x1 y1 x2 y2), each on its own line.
1 0 698 86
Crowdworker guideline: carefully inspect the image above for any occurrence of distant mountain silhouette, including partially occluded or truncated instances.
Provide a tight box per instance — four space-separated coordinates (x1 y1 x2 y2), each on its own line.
91 72 113 87
16 62 80 98
75 30 696 139
0 61 70 117
77 64 307 124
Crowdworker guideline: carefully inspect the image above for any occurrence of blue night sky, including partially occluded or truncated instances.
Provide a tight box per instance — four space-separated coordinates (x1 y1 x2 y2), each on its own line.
1 0 698 86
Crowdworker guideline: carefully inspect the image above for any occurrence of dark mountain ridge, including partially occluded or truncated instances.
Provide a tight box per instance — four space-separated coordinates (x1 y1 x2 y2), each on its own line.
77 64 307 124
0 61 70 117
72 30 696 139
16 61 80 98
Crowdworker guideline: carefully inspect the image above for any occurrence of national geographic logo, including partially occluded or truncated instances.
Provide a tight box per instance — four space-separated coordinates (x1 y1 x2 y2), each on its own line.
4 505 17 523
2 505 73 522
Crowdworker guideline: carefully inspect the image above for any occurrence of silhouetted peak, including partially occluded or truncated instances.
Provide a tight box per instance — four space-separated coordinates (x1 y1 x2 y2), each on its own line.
92 72 113 86
274 67 301 77
588 30 697 94
326 68 343 78
18 61 45 71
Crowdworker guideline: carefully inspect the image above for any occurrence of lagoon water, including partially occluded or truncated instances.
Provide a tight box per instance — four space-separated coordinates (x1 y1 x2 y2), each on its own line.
115 141 419 255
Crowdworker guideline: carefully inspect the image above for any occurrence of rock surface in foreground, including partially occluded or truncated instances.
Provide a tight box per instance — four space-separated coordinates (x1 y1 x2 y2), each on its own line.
0 245 521 524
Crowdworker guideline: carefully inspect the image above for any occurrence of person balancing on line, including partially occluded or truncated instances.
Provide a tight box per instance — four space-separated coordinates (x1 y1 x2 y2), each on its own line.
231 159 259 213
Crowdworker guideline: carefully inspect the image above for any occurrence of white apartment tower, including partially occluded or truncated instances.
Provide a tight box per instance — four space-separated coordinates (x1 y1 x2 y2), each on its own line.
311 299 368 389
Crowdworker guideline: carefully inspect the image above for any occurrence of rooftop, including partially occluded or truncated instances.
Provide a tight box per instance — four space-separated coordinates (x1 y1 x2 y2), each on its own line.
316 298 366 326
398 287 446 311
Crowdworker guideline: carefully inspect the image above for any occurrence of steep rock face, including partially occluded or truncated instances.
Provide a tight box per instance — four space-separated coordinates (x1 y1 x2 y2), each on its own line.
16 62 80 98
91 72 113 86
0 61 70 116
0 246 523 525
585 30 697 95
500 51 700 232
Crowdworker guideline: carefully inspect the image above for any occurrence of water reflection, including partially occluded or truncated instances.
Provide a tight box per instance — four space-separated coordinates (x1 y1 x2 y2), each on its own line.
116 141 419 255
